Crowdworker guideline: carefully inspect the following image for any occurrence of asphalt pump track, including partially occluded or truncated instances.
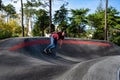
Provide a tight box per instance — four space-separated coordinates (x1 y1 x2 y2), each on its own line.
0 37 120 80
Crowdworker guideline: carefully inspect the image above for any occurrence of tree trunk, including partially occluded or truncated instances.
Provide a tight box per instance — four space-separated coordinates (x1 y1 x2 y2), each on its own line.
104 0 108 41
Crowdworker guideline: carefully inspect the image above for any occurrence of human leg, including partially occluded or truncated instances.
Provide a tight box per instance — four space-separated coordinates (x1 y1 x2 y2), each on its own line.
48 39 57 53
44 37 55 53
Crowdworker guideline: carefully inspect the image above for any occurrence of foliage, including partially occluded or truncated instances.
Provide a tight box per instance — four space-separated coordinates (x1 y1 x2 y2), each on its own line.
0 19 22 39
24 0 43 7
87 6 120 45
3 4 16 19
53 4 68 24
32 9 49 36
0 20 12 39
109 25 120 46
68 8 89 38
53 4 69 32
8 19 22 37
23 0 44 36
32 24 41 36
1 0 120 46
110 32 120 46
0 0 2 10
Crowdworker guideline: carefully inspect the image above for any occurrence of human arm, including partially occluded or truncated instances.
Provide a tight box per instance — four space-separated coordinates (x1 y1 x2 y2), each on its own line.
58 31 65 48
59 39 63 48
59 35 64 48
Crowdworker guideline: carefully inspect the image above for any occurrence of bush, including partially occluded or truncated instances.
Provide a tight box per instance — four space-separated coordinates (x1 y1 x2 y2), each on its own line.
0 29 12 39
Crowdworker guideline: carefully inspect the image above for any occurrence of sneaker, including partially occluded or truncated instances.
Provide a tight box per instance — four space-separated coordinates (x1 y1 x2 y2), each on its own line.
48 49 52 53
43 49 48 53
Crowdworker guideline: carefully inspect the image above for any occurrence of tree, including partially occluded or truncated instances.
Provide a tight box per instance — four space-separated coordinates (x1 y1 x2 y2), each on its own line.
8 19 22 37
87 11 105 39
53 3 68 31
104 0 108 40
96 0 103 13
23 0 43 36
32 9 49 36
3 4 16 22
0 24 12 39
0 0 2 10
107 7 120 45
68 8 89 37
87 6 120 45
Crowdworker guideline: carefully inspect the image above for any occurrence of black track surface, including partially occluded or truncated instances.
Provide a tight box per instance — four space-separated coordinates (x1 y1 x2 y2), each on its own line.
0 37 120 80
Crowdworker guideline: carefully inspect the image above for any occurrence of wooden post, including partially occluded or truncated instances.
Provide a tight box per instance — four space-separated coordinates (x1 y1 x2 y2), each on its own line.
49 0 52 32
104 0 108 41
21 0 24 37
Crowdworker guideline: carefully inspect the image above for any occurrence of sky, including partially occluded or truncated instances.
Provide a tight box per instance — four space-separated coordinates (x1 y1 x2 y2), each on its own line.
52 0 120 14
2 0 120 15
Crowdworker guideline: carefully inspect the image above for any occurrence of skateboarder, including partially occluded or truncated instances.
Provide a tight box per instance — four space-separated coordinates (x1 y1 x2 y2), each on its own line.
43 30 65 54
